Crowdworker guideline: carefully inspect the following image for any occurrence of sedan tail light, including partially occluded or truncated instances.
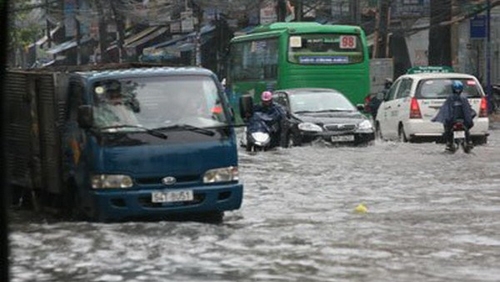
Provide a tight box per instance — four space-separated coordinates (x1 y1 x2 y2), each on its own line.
409 97 422 119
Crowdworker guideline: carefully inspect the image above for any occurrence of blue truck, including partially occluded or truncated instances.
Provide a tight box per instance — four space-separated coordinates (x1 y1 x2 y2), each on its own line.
4 64 243 222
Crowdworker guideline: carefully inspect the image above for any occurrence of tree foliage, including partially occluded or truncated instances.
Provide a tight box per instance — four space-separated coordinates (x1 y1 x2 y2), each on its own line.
8 0 44 52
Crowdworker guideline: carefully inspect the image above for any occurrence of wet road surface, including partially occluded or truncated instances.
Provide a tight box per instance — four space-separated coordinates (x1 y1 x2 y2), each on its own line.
8 126 500 282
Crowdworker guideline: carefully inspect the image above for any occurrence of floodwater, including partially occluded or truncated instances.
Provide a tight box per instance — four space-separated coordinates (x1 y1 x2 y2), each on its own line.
7 126 500 282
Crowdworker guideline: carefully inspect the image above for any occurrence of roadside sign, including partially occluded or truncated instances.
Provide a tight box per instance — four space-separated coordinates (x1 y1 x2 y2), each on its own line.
470 15 486 39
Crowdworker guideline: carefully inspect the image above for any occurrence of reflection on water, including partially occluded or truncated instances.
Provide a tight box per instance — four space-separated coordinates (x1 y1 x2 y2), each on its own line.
8 131 500 282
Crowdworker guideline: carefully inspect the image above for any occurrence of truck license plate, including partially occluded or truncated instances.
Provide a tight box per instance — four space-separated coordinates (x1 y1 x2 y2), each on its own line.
454 131 465 139
331 135 355 142
152 190 194 203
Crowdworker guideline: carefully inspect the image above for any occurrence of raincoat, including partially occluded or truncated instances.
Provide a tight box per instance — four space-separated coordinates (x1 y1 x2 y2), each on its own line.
431 94 475 128
251 103 288 148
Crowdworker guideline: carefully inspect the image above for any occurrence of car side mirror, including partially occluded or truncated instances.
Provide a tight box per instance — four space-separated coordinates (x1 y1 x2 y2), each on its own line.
356 104 365 112
77 105 93 129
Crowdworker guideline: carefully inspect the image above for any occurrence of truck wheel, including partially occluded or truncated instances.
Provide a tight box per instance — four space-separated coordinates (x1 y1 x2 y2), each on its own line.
204 211 224 223
65 179 85 221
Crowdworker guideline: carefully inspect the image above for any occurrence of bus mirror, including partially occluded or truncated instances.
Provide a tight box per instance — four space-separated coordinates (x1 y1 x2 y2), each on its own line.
77 105 93 129
239 95 254 121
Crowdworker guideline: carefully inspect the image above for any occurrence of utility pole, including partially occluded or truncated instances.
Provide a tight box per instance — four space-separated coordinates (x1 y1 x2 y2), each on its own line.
95 0 107 63
110 1 125 63
45 0 51 48
294 0 303 22
428 0 452 66
191 0 203 66
486 0 492 113
350 0 360 25
75 0 81 65
374 0 390 58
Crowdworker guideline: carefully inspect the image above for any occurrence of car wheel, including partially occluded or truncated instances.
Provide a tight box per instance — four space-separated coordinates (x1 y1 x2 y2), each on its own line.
398 124 408 143
288 132 302 147
245 144 252 152
375 122 383 140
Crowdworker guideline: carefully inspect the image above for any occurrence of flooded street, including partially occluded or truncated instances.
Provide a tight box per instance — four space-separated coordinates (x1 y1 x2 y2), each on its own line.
8 126 500 282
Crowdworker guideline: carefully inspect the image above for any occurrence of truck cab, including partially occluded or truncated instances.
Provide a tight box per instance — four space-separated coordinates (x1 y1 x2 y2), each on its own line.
5 65 243 222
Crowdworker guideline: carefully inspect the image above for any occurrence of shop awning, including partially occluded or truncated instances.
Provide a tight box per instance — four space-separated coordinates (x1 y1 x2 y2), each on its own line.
35 25 63 46
124 26 160 46
106 26 168 52
152 25 215 49
233 25 256 37
46 36 93 55
126 26 169 49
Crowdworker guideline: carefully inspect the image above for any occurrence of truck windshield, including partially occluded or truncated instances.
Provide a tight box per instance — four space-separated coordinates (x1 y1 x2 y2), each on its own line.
92 75 228 131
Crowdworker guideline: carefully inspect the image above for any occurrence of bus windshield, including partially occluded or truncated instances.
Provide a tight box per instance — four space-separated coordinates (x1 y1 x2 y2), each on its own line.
288 33 364 65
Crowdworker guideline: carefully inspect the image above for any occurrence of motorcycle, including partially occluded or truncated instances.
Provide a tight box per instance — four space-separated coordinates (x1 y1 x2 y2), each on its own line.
242 111 279 152
448 120 472 154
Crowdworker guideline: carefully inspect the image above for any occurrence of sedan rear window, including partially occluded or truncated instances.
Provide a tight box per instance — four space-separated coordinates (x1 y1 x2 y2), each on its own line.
415 78 483 99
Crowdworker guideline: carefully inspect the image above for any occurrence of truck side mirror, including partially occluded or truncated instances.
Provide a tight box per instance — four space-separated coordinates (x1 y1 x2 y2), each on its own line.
77 105 93 128
239 95 254 121
229 107 235 122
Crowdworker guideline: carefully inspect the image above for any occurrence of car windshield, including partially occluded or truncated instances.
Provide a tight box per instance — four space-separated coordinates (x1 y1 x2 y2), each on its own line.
92 75 228 131
289 91 356 113
416 78 483 99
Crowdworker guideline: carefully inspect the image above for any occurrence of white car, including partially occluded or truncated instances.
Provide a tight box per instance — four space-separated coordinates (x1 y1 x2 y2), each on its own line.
375 71 489 144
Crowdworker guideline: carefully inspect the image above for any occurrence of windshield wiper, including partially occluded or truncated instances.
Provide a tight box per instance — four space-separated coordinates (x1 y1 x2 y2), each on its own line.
294 110 316 114
315 109 352 113
154 124 215 136
97 125 168 139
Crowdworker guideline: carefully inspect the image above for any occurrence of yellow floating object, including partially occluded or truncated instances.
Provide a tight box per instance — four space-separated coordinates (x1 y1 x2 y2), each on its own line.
354 203 368 213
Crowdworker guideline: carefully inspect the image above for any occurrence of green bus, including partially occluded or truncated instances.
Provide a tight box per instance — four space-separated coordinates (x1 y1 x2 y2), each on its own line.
225 22 370 122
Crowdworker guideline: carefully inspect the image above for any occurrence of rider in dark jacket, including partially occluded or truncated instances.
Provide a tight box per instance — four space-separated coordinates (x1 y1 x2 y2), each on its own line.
369 78 392 119
252 91 288 148
432 80 475 150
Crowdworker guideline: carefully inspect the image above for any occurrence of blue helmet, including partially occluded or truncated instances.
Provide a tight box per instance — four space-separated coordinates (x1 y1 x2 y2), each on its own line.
451 80 463 94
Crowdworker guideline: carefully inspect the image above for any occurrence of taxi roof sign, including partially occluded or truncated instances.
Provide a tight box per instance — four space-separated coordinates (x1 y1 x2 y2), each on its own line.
406 66 454 74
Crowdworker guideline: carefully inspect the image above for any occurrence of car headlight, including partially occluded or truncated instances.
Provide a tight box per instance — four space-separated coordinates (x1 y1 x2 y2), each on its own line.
203 166 239 183
298 122 323 132
356 120 373 132
91 174 134 189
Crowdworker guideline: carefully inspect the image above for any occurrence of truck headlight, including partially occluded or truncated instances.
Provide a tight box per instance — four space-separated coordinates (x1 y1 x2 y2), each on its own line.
356 120 373 132
203 166 239 183
298 122 323 132
91 174 133 189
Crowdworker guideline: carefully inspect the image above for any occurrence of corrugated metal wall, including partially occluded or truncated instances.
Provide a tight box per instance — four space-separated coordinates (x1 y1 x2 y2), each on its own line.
4 71 35 189
4 70 65 196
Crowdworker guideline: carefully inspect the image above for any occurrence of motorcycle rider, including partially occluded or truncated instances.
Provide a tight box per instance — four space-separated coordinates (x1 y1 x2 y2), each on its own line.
431 80 475 151
368 78 392 120
250 91 288 148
